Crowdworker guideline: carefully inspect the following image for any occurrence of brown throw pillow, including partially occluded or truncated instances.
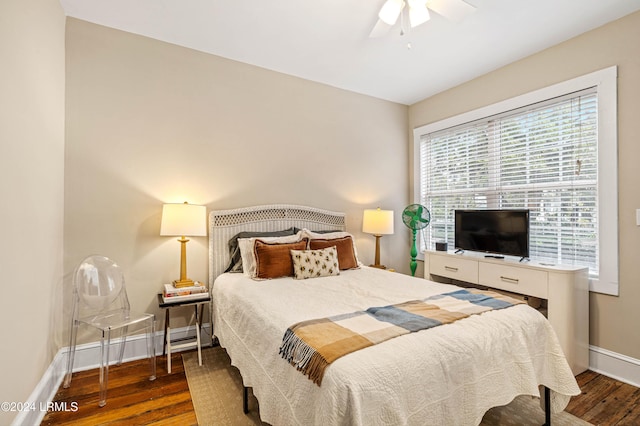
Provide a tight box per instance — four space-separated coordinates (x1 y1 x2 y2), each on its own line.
254 238 309 279
309 236 358 270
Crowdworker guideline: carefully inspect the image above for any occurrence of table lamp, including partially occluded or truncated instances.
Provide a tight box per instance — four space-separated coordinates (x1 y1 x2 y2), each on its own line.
362 208 394 269
161 202 207 288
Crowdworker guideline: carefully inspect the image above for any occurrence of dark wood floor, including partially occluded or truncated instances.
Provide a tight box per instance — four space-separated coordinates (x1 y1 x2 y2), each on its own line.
41 353 197 426
43 352 640 425
567 369 640 425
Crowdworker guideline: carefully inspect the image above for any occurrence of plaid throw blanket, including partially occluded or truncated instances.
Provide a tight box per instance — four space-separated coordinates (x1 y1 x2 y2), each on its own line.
279 288 525 385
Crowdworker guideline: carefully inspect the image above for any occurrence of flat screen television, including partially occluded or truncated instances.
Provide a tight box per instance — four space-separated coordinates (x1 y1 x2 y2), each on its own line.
454 209 530 259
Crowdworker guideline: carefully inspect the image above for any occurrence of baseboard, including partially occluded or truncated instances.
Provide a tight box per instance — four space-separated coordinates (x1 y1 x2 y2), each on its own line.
11 323 212 426
589 345 640 388
10 345 68 426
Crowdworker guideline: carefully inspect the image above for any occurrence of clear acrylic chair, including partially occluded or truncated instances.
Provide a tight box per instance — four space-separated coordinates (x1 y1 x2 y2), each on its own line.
63 255 156 407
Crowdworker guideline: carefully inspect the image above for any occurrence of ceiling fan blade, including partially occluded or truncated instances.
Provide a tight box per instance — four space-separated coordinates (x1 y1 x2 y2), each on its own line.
426 0 475 23
409 2 430 28
378 0 404 25
369 19 392 38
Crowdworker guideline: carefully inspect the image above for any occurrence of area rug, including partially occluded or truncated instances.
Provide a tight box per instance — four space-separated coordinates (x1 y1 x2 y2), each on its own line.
183 347 590 426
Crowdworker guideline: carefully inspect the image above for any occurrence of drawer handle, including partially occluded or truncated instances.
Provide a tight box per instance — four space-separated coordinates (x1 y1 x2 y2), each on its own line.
445 266 459 272
500 276 519 284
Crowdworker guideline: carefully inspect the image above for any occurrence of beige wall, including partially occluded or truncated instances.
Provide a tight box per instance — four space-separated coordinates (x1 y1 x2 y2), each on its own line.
0 0 65 423
64 18 410 335
409 11 640 359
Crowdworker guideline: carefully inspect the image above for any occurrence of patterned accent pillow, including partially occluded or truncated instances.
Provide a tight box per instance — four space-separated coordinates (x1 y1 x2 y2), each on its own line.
290 246 340 280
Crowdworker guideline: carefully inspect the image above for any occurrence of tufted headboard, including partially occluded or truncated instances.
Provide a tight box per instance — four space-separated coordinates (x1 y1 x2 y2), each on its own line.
208 204 346 287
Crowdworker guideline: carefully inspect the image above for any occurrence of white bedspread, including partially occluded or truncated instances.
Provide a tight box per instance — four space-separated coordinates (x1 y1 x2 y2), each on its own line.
212 266 580 426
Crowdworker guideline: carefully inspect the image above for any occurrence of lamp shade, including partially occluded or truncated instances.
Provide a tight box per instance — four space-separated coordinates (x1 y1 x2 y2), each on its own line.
160 203 207 237
362 208 394 235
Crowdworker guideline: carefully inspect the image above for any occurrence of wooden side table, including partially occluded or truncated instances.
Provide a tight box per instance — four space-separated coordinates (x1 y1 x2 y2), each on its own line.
157 293 211 373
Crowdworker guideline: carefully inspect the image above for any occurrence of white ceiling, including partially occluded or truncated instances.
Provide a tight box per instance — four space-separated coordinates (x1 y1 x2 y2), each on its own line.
59 0 640 105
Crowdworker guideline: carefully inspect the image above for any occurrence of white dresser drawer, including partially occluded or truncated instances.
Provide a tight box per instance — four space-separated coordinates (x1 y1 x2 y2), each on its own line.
429 254 478 283
479 263 548 299
423 250 588 375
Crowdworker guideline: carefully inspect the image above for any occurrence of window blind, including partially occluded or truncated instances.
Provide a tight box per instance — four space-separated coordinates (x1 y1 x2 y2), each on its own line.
418 88 598 275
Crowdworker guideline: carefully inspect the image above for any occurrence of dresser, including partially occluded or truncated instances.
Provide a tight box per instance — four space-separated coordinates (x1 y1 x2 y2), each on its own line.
424 250 589 375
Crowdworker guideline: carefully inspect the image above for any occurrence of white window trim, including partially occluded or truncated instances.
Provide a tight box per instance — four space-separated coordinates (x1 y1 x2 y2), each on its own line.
413 66 618 295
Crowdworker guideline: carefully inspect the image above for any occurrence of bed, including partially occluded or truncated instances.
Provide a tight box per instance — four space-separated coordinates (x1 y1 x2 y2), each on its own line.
208 204 580 425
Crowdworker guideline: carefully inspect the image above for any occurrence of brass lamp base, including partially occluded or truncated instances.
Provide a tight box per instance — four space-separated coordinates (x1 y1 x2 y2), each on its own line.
173 278 195 288
370 235 388 271
369 264 387 269
173 236 195 288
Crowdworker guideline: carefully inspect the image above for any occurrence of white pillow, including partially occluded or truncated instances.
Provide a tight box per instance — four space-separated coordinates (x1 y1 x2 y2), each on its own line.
300 229 362 267
238 232 303 278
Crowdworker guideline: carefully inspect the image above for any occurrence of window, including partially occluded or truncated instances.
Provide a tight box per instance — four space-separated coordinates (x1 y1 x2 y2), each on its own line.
413 67 618 295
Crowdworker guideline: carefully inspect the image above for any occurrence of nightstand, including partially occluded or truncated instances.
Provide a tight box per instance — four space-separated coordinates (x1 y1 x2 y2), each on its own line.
157 293 211 373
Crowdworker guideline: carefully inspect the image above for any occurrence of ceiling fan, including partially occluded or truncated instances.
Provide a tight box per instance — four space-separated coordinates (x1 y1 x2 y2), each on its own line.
369 0 476 38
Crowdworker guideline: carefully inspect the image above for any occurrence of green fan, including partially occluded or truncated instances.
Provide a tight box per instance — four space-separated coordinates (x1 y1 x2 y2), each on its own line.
402 204 431 276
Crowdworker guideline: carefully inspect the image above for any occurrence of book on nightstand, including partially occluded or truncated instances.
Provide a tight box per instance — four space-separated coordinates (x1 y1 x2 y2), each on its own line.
162 282 208 303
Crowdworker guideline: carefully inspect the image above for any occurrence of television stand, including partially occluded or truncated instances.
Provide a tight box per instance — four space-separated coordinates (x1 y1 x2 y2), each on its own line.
423 249 589 376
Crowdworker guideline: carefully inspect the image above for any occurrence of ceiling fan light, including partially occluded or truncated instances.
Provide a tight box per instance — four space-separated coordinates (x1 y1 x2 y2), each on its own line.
409 2 430 28
379 0 404 26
